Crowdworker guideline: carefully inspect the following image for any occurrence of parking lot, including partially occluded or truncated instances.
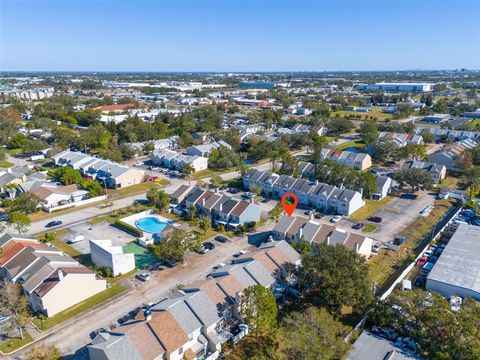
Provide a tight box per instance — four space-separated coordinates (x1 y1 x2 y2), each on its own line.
63 221 136 254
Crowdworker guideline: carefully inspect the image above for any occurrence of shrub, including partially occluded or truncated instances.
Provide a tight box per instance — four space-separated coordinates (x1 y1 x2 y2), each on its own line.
114 219 143 237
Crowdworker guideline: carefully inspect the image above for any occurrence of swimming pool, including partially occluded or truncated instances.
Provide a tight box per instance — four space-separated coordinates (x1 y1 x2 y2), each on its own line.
135 217 170 234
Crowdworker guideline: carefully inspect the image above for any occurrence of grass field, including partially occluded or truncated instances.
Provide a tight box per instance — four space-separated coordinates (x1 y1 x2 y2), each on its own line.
31 283 125 331
367 199 454 285
5 148 22 156
350 197 393 222
0 161 13 168
0 331 33 354
335 139 366 151
331 106 394 120
362 223 378 233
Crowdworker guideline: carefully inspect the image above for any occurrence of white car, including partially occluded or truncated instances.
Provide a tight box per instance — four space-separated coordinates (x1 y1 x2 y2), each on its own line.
330 215 342 223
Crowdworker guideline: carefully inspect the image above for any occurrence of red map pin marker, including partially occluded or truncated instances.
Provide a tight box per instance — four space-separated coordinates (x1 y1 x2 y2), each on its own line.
281 193 298 217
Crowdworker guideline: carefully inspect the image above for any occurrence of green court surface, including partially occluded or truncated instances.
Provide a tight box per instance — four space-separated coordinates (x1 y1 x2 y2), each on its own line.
123 242 158 269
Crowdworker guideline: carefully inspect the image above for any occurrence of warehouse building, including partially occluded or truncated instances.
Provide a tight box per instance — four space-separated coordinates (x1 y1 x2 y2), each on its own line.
426 224 480 301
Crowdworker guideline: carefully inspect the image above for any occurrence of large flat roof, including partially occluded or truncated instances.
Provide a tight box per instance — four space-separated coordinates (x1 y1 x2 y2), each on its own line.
427 224 480 294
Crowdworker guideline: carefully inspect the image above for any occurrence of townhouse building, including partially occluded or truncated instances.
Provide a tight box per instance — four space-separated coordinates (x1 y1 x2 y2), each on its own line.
173 186 262 230
428 139 477 172
272 215 373 257
378 132 424 146
320 149 372 170
88 240 300 360
414 127 480 142
402 160 447 184
244 168 364 216
185 141 232 157
151 149 209 173
52 150 144 189
0 234 106 317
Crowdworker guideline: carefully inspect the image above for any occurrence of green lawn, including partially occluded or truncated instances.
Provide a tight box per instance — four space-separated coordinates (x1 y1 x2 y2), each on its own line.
335 140 366 151
330 106 394 120
32 283 125 330
46 234 82 257
5 148 22 156
349 197 393 222
0 161 13 168
0 331 33 354
108 180 168 198
362 223 378 233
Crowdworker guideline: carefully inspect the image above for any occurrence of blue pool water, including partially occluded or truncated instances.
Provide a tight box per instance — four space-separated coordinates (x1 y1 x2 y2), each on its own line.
135 217 171 234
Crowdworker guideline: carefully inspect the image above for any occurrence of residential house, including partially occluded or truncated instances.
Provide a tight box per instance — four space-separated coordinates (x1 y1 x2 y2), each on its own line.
272 215 373 257
320 149 372 170
414 127 480 142
185 141 232 157
89 240 136 277
402 160 447 183
428 139 477 172
151 149 209 172
52 150 144 189
0 234 106 317
32 184 89 210
243 169 365 216
0 166 29 197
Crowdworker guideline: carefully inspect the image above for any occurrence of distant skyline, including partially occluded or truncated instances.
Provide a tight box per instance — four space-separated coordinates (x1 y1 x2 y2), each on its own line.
1 0 479 72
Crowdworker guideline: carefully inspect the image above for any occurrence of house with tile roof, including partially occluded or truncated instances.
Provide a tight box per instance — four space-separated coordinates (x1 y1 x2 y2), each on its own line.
0 234 106 317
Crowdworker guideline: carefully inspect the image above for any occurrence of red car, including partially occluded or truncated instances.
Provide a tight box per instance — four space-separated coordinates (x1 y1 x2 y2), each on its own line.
416 256 428 267
367 216 383 223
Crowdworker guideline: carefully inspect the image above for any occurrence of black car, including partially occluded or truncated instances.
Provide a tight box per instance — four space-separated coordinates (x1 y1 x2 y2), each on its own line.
401 193 418 200
45 220 62 228
163 259 177 268
203 242 216 250
414 276 426 287
215 235 228 243
352 223 364 229
90 327 107 340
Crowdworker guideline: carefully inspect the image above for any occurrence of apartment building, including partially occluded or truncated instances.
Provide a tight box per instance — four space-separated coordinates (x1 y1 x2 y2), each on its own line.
244 169 364 216
151 149 209 172
428 139 477 171
185 141 232 157
52 150 144 189
378 132 424 146
414 127 480 142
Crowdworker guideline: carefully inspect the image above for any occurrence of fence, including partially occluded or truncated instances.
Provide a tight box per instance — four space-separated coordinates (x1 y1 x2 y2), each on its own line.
43 195 108 213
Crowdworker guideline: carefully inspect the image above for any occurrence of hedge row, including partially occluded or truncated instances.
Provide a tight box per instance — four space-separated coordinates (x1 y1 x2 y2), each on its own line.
114 219 144 237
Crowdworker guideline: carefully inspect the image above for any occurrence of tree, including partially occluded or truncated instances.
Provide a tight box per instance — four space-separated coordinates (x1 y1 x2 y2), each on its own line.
455 150 473 171
180 163 194 175
119 144 137 160
280 307 351 360
143 142 155 155
25 343 61 360
8 212 32 234
394 168 434 192
53 166 83 186
359 120 379 146
84 179 104 198
239 285 277 338
146 187 170 212
420 129 436 144
0 281 30 339
296 244 372 316
397 144 427 160
269 203 284 221
199 216 211 235
371 140 397 161
210 174 223 189
3 192 40 214
370 289 480 360
150 229 200 262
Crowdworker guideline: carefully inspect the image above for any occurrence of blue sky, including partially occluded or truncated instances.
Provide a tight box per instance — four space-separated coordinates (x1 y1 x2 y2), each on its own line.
1 0 479 71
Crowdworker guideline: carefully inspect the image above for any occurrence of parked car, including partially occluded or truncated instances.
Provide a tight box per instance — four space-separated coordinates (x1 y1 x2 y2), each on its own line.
136 273 151 282
414 276 426 287
394 337 417 354
198 245 209 254
203 242 216 250
416 256 428 267
314 213 323 219
400 193 418 200
371 326 398 341
352 222 364 229
367 216 383 223
45 220 62 228
163 259 177 268
372 242 382 253
215 235 228 243
330 215 342 223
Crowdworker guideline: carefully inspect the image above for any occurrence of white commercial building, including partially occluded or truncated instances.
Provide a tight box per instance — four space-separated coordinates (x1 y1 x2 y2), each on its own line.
89 240 136 277
357 82 434 92
426 224 480 301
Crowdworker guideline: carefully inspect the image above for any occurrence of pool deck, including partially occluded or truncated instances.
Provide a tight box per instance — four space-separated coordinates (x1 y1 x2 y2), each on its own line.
120 210 179 239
